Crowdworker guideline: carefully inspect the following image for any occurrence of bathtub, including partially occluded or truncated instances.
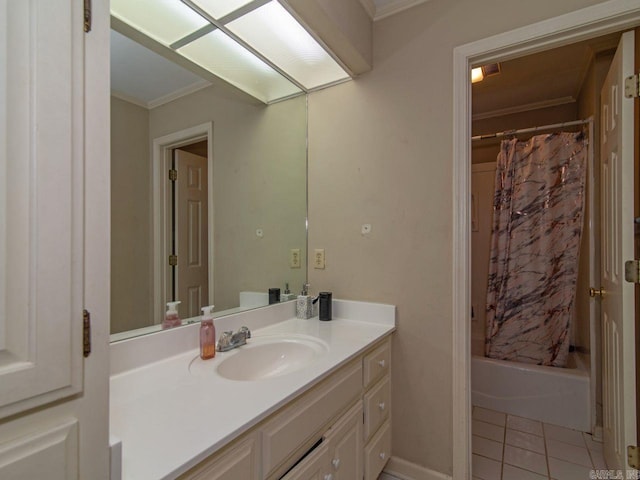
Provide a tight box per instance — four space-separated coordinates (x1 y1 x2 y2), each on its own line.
471 353 591 432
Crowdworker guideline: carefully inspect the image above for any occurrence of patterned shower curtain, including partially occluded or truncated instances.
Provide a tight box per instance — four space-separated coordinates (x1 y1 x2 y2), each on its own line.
485 132 587 367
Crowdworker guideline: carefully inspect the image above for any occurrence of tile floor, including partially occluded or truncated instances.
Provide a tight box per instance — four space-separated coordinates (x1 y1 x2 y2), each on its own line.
472 406 607 480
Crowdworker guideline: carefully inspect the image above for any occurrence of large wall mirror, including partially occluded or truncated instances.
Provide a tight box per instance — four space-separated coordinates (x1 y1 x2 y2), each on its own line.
110 24 308 341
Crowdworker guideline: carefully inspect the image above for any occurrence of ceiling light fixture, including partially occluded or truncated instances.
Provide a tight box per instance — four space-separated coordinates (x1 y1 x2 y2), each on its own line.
111 0 351 103
471 63 501 83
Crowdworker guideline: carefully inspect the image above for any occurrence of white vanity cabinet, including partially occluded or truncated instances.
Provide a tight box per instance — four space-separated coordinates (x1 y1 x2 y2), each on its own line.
177 336 391 480
363 339 392 480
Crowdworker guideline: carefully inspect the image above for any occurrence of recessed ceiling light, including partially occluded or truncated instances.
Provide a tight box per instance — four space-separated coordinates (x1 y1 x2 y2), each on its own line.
471 63 501 83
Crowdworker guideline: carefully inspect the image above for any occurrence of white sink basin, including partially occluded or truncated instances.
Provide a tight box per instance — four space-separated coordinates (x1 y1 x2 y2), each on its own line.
189 334 329 381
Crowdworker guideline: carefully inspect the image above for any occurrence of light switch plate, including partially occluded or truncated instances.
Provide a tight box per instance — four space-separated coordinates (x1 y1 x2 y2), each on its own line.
314 249 325 269
290 249 301 268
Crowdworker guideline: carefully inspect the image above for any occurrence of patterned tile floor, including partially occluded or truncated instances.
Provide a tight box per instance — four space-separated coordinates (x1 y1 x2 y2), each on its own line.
472 406 607 480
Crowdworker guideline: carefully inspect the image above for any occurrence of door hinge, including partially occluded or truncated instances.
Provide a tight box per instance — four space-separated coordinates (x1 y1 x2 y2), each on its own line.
169 254 178 266
628 445 640 469
624 260 640 283
169 169 178 182
83 0 92 33
624 74 639 98
83 309 91 358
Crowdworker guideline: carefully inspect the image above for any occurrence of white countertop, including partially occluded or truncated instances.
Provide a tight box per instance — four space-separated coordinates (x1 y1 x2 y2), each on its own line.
110 300 395 480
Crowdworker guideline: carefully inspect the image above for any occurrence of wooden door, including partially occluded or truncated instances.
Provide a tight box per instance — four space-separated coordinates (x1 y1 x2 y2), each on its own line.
600 30 637 472
175 149 209 317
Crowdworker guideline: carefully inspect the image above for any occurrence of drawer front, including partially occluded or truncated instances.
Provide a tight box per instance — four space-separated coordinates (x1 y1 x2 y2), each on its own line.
261 360 363 477
364 420 391 480
364 376 390 441
179 435 257 480
363 339 390 389
280 442 330 480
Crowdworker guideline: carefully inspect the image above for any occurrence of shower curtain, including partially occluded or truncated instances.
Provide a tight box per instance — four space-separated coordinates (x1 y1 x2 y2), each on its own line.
485 131 587 367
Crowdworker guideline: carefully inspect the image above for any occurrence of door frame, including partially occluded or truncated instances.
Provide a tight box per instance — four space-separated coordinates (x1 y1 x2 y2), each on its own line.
152 122 214 324
452 1 640 478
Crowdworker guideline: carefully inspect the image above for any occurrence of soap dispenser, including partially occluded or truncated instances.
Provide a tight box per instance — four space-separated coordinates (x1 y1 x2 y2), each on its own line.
162 301 182 329
281 283 295 301
296 284 314 319
200 305 216 360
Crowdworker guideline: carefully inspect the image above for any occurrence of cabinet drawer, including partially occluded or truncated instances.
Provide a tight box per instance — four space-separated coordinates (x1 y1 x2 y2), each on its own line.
280 441 330 480
364 376 390 441
178 434 258 480
261 360 362 477
363 339 390 389
364 420 391 480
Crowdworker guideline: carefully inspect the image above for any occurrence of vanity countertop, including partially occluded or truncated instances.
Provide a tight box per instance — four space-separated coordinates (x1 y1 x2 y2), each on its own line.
110 300 395 480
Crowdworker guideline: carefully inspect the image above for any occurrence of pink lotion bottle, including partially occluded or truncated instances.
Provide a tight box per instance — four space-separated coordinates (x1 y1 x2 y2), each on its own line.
162 301 182 329
200 305 216 360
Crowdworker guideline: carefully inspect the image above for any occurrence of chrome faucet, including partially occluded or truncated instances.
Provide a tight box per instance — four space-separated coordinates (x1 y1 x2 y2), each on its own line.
216 326 251 352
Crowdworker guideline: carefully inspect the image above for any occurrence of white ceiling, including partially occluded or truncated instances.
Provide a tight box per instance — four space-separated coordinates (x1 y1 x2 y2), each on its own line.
472 32 621 121
110 1 432 108
112 4 620 113
110 30 210 109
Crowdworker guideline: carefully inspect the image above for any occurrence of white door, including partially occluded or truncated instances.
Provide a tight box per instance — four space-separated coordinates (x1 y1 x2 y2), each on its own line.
0 0 109 478
175 149 209 318
600 30 637 472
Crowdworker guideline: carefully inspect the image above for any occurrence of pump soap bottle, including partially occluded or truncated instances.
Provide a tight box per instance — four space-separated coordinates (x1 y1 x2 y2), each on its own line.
296 284 314 319
162 301 182 329
200 305 216 360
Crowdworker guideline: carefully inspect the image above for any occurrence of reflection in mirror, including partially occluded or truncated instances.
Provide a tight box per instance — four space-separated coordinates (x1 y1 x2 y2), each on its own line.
110 29 307 341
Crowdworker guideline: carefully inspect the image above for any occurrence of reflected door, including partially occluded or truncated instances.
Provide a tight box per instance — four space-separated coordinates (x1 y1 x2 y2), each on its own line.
174 149 209 318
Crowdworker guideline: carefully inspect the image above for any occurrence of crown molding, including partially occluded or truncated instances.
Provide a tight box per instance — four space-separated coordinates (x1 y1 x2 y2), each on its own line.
472 96 576 121
359 0 430 20
374 0 431 21
358 0 376 19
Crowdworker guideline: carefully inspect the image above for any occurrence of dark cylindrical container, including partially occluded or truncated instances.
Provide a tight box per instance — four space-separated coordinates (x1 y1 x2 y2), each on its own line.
268 288 281 304
319 291 332 321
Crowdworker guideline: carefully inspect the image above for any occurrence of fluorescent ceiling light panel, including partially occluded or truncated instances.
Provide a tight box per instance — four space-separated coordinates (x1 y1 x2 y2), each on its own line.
111 0 208 46
179 30 302 103
190 0 255 20
225 1 350 89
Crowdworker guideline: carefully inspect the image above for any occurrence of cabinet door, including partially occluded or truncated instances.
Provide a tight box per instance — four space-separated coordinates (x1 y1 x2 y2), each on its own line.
326 403 363 480
0 0 110 478
281 443 331 480
0 0 84 418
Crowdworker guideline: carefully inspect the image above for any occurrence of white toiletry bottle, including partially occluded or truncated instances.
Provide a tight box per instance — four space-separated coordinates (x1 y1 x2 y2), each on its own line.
281 283 295 301
296 284 314 319
162 301 182 329
200 305 215 360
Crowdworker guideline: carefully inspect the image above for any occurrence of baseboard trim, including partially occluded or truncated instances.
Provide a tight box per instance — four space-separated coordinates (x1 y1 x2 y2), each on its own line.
384 456 452 480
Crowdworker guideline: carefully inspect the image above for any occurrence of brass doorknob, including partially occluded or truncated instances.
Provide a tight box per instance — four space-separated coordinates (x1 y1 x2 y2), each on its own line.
589 287 604 298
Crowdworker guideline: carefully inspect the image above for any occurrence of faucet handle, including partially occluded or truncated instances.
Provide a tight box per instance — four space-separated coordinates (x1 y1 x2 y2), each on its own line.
238 326 251 339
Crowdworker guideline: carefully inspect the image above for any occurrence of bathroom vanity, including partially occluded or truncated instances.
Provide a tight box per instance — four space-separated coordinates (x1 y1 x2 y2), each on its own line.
110 300 395 480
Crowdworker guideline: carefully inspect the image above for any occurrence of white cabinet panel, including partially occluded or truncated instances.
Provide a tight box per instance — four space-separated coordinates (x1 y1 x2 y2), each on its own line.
0 0 84 418
0 419 78 479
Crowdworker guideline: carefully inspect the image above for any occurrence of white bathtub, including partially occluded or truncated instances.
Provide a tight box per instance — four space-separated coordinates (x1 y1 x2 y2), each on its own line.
472 353 591 432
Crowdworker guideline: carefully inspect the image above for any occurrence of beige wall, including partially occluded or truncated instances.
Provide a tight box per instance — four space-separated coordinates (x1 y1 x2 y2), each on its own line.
111 96 151 333
307 0 609 474
148 89 307 313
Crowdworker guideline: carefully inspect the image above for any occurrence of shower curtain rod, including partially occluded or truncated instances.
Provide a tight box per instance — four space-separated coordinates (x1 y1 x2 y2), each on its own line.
471 118 592 141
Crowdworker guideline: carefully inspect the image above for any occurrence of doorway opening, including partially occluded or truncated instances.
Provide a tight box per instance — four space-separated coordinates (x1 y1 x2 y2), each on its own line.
452 3 640 478
152 123 214 324
169 140 209 319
